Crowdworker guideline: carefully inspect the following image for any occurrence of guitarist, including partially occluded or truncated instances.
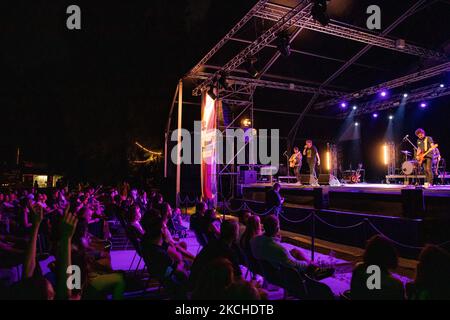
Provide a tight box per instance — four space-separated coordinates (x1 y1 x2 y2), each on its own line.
289 147 303 185
415 128 435 187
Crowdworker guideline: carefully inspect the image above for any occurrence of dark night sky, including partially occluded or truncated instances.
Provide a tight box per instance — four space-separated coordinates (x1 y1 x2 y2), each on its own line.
0 0 251 182
1 1 449 184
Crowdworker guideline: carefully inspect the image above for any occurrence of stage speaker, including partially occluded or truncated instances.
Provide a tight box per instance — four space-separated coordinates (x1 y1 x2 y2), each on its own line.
317 174 341 186
241 170 257 184
402 188 425 218
318 174 330 185
300 174 310 184
300 174 319 185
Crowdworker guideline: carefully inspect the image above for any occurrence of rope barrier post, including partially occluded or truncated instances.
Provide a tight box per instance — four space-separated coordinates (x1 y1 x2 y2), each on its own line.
222 198 226 221
311 210 316 262
363 218 369 246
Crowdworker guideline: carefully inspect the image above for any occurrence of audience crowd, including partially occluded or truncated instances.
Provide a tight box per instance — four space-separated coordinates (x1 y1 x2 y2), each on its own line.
0 184 449 300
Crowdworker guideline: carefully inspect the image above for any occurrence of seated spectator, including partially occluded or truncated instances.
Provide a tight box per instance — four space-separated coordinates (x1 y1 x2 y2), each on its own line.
200 208 221 242
407 245 450 300
141 217 188 298
250 215 333 283
189 220 244 291
240 215 262 254
350 235 404 300
191 257 235 300
190 201 207 232
238 210 251 240
159 203 195 263
152 193 164 211
127 205 144 237
250 215 309 272
240 215 263 276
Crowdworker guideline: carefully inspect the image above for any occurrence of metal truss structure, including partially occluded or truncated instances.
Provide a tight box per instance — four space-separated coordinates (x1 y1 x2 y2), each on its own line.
255 2 447 61
338 83 450 118
315 62 450 109
192 0 314 96
167 0 449 201
190 72 346 97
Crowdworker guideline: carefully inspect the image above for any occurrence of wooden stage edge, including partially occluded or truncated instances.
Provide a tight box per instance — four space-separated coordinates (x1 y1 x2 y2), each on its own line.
243 182 450 196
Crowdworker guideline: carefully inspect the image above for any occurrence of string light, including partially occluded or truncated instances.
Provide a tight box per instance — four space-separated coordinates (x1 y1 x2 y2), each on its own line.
131 141 162 165
135 142 162 155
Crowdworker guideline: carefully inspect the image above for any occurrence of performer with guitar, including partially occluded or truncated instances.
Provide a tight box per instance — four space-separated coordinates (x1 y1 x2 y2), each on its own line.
289 147 303 185
415 128 438 187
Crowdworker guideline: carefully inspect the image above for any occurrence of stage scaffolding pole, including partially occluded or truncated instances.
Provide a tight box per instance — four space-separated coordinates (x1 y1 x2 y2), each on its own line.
164 83 180 179
176 79 183 207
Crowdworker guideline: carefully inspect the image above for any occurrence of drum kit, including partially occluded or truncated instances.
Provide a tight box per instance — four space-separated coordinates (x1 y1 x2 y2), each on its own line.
400 150 419 175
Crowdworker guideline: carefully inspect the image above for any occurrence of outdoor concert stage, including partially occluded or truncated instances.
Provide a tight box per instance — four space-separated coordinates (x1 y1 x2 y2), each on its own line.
231 183 450 258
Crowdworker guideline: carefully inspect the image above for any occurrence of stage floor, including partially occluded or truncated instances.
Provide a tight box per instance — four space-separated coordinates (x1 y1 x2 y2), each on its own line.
243 182 450 196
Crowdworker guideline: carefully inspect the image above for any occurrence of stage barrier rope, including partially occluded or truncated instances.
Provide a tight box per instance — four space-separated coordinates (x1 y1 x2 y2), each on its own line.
313 214 366 230
279 212 313 224
179 197 450 250
242 202 275 216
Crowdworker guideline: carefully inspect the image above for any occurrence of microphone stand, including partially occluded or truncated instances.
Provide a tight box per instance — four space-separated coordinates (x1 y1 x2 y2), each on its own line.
404 136 418 151
284 151 290 177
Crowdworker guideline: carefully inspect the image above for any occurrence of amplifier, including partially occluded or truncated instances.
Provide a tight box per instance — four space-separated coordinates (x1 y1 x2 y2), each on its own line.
241 170 257 184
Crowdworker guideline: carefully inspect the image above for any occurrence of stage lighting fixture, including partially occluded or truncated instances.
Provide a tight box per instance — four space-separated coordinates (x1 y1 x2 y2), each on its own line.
243 57 259 78
389 115 394 120
241 118 252 128
276 32 291 57
380 90 387 97
403 93 408 98
352 105 357 110
217 71 230 90
372 113 378 118
382 144 388 166
354 122 359 127
311 0 330 26
340 102 347 108
420 102 427 108
440 83 445 88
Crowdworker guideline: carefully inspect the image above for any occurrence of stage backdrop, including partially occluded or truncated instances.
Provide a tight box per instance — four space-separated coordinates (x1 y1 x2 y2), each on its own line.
201 93 218 206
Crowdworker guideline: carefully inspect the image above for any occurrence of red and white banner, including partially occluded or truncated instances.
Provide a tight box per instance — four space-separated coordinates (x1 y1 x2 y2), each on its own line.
201 93 218 204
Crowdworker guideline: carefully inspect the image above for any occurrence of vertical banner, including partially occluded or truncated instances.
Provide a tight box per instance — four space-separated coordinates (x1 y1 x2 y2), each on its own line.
201 93 218 206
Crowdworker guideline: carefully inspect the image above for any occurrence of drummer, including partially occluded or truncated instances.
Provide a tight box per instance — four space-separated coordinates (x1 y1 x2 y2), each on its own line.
432 145 441 184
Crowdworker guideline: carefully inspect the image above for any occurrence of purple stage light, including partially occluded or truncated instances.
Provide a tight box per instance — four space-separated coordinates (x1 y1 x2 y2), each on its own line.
340 102 347 108
380 90 387 97
440 83 445 88
372 113 378 118
403 93 408 98
420 102 427 108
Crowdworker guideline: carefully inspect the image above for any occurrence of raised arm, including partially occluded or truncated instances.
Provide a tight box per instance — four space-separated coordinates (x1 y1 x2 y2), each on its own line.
55 205 78 300
23 204 44 279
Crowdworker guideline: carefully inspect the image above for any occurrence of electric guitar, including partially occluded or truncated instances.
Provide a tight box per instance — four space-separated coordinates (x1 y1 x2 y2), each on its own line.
350 163 363 184
416 144 438 165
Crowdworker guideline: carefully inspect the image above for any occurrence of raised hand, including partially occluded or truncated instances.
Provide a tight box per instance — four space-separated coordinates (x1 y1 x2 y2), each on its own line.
30 203 44 227
60 209 78 240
